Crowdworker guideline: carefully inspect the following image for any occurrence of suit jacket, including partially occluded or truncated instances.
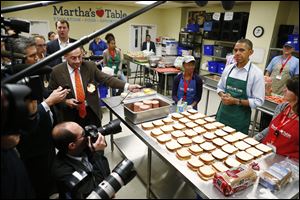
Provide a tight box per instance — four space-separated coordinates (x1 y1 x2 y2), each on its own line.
141 41 156 53
46 38 77 67
52 151 110 198
48 61 126 122
17 103 55 160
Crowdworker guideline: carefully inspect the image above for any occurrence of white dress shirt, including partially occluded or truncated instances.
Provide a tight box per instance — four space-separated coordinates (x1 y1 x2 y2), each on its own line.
217 61 265 109
58 38 70 62
41 101 54 125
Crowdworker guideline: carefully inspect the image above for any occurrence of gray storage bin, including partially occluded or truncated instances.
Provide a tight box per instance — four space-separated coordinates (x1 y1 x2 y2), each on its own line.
213 46 232 58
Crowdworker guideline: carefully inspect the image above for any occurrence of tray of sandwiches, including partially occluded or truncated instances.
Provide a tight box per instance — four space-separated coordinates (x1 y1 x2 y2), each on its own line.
138 109 274 184
123 93 174 124
121 88 157 100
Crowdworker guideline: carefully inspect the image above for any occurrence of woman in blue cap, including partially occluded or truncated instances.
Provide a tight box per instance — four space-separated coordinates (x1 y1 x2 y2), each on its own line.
172 55 203 110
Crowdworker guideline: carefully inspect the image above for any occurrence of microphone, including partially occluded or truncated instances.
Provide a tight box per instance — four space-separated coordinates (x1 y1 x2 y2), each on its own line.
1 50 26 60
3 64 52 76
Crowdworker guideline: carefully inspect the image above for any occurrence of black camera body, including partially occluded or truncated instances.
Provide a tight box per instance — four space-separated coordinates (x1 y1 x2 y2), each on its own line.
84 119 122 142
1 84 32 135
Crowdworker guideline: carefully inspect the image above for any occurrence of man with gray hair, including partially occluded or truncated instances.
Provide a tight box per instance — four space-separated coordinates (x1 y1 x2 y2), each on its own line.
12 37 38 65
34 35 47 61
11 36 70 198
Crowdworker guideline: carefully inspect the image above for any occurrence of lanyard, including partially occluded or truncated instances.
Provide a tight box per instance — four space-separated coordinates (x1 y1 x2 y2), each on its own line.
280 55 291 74
183 79 191 101
109 49 115 60
270 105 297 143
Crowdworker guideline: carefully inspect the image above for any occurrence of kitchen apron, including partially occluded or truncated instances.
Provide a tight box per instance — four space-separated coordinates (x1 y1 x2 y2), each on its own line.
270 56 291 95
107 51 121 75
216 64 252 134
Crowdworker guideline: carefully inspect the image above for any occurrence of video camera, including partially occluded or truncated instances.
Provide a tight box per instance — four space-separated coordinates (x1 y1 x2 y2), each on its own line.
1 15 30 35
1 15 52 135
84 119 122 143
1 84 32 135
65 158 136 199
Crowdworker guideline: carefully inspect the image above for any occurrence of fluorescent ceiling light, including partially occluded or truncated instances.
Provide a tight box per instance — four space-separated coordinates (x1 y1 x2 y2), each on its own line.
136 1 157 5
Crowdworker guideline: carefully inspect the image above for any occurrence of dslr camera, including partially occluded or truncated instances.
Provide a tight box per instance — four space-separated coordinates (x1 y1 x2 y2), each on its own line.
64 158 136 199
84 119 122 142
87 159 137 199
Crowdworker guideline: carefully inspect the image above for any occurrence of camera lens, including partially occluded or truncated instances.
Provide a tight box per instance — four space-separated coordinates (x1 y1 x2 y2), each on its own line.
97 119 122 136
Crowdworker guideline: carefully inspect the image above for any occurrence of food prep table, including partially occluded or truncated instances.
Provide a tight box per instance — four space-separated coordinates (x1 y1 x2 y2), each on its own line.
124 54 180 96
102 96 299 199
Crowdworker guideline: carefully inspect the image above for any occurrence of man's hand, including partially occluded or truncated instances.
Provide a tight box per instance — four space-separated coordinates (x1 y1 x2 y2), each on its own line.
221 94 238 105
88 133 107 152
128 84 142 93
45 86 70 106
65 98 82 109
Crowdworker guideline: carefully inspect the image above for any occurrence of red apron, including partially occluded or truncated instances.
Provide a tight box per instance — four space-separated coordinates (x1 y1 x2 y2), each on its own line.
262 105 299 159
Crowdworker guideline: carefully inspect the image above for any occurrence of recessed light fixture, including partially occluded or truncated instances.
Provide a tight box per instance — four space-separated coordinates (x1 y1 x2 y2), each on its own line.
136 1 157 5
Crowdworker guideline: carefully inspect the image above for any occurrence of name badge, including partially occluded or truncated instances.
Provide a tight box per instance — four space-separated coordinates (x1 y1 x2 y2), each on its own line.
44 80 49 88
87 83 96 94
276 75 282 80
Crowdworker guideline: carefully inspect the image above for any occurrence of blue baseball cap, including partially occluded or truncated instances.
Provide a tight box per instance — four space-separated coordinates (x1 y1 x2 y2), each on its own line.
283 41 295 49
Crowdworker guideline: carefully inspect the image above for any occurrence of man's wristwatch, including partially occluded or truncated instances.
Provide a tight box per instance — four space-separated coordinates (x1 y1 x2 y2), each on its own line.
237 98 242 105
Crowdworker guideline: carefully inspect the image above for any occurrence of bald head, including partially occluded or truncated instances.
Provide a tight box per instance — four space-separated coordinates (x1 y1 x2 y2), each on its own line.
52 121 79 138
52 121 83 153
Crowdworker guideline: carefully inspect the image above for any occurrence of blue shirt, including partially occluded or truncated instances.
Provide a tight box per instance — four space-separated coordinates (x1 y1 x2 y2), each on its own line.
177 78 196 106
172 73 203 110
266 55 299 77
217 61 265 109
89 40 107 56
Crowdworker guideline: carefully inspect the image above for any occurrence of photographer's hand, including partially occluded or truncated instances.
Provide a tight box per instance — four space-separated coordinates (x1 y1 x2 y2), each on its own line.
45 86 70 106
88 133 107 152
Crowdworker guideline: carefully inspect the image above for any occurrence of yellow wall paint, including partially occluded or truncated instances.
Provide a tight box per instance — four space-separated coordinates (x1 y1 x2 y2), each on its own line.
246 1 280 70
1 1 181 53
287 1 299 25
160 8 182 40
2 1 298 66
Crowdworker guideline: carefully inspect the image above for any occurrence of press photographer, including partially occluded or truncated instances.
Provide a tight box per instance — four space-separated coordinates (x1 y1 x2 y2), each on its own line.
2 33 70 198
51 121 125 198
1 84 36 199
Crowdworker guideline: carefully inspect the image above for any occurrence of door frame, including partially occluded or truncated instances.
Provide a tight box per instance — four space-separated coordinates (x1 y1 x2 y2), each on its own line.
129 24 157 52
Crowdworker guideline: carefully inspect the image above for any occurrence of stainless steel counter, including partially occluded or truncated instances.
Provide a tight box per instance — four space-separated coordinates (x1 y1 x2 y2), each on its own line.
102 96 299 199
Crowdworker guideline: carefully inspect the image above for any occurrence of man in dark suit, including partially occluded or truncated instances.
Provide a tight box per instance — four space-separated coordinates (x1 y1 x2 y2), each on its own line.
11 36 70 198
48 47 141 128
142 34 156 76
51 121 110 198
141 34 156 53
46 20 77 67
